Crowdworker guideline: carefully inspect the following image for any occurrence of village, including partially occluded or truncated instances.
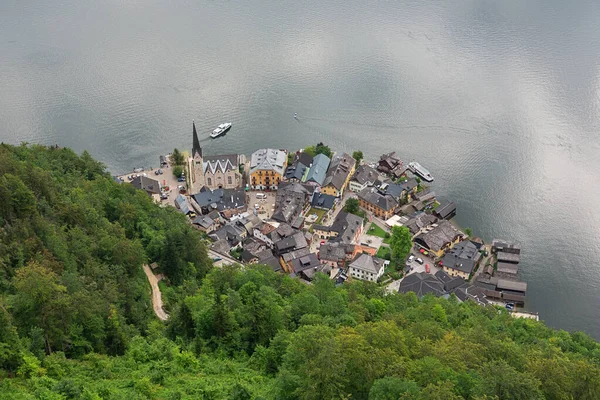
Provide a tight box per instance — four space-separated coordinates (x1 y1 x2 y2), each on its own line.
115 122 533 316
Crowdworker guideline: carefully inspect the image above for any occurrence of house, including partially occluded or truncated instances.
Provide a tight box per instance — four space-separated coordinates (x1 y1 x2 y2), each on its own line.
210 223 247 247
312 211 364 244
131 175 161 199
475 276 527 305
320 152 355 197
192 214 220 233
174 194 193 215
289 253 326 277
403 212 438 235
311 192 337 211
274 231 308 256
497 251 520 264
348 253 385 282
318 242 355 268
496 262 519 278
303 153 331 186
240 238 269 264
357 187 398 220
257 251 283 273
434 200 457 220
377 152 406 178
349 164 379 193
396 178 418 201
300 263 332 282
192 187 247 218
492 239 521 254
272 182 315 224
413 220 464 258
440 240 482 279
414 187 437 202
284 162 309 182
399 272 445 297
249 148 287 190
190 122 242 191
253 222 277 247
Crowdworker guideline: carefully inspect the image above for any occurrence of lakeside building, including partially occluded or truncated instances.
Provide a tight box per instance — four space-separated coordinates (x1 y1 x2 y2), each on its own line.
357 187 399 220
131 175 161 201
413 220 464 258
303 153 331 186
349 164 380 193
249 148 287 190
321 152 355 197
440 240 482 280
190 122 242 192
377 152 407 178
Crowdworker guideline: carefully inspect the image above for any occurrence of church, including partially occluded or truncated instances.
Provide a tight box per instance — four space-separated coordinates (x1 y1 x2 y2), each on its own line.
190 122 243 192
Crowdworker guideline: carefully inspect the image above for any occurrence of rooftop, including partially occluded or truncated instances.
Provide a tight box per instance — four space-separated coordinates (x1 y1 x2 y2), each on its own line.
358 187 398 211
349 253 385 274
250 148 287 176
304 153 331 186
323 152 354 190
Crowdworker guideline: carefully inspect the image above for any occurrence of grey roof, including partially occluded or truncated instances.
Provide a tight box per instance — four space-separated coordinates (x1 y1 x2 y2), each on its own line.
352 164 379 186
272 182 315 224
404 212 438 235
259 254 283 272
349 253 385 274
435 200 457 219
311 193 337 210
497 251 520 264
497 262 519 275
192 122 202 159
250 148 287 176
318 242 351 262
282 248 311 263
192 187 246 212
381 182 404 199
301 264 332 281
398 178 418 193
496 278 527 293
211 239 232 254
441 241 481 275
377 152 402 173
290 253 322 274
492 239 521 254
435 270 467 292
275 231 308 254
313 211 363 244
358 188 398 211
294 152 314 168
131 176 161 195
399 273 445 297
414 187 436 202
304 154 331 185
323 153 354 191
175 194 192 214
203 154 238 174
285 162 309 181
192 214 216 230
414 220 463 253
270 223 296 242
212 223 245 244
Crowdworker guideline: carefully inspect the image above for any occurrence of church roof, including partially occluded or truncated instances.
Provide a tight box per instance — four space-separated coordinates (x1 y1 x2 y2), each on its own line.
192 121 202 159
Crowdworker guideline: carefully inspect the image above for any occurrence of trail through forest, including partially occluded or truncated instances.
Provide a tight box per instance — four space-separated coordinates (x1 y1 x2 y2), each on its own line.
143 264 169 321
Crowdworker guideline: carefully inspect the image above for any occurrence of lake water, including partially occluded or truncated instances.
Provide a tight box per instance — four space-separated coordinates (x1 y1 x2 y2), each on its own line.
1 0 599 338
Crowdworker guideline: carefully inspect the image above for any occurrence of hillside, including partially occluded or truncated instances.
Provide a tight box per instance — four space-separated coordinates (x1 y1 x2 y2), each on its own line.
0 144 599 400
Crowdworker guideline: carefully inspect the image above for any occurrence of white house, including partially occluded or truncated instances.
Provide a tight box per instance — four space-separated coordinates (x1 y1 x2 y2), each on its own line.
349 164 379 193
348 253 385 282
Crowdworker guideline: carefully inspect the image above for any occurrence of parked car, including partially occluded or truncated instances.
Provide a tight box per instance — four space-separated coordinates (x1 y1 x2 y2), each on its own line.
425 264 430 273
505 303 515 311
407 255 415 263
415 257 424 265
212 257 222 262
177 176 185 182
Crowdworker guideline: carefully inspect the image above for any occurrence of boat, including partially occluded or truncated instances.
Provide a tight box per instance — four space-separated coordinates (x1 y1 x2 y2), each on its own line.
408 162 434 182
210 122 232 138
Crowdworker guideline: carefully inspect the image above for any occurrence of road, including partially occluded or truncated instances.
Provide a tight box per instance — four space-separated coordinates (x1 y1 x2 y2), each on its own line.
142 264 169 321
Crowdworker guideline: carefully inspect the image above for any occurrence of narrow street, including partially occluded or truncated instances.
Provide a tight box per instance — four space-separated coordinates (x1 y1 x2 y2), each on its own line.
142 264 169 321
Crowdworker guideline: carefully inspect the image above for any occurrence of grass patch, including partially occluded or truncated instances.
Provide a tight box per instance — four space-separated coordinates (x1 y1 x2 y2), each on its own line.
431 201 441 211
366 223 387 238
376 246 390 259
307 207 327 224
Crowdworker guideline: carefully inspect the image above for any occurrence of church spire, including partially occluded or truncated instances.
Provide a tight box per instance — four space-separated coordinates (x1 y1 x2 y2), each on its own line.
192 121 202 158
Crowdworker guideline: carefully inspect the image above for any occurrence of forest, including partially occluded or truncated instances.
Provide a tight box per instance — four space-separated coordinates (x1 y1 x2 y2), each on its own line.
1 144 600 399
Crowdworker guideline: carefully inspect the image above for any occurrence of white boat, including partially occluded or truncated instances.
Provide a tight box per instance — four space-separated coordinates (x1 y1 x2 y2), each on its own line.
210 122 232 138
408 162 434 182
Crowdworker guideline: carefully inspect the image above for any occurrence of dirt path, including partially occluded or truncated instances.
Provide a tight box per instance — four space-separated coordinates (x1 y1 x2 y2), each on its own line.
142 264 169 321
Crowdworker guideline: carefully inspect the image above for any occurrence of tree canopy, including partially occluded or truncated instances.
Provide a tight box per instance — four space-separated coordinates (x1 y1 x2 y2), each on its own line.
389 226 413 269
353 150 364 165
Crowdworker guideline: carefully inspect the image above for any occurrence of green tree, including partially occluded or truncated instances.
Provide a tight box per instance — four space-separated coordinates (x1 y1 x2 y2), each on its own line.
171 148 185 165
172 165 184 178
389 226 413 269
464 227 473 237
352 150 364 165
315 142 332 158
344 198 361 215
369 377 420 400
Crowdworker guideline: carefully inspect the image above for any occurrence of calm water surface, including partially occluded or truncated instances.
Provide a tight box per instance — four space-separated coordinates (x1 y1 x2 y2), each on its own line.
1 0 600 338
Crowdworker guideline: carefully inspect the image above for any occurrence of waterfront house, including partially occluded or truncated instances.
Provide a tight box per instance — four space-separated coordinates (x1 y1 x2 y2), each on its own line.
496 262 519 278
249 148 287 190
349 164 379 193
377 152 406 178
497 251 521 264
312 211 364 243
440 240 481 280
403 212 438 235
272 182 315 224
131 175 161 200
303 153 331 186
414 187 437 202
357 187 399 220
348 253 385 282
413 220 464 258
284 162 309 182
321 152 355 197
434 200 457 220
474 276 527 305
492 239 521 254
190 123 242 192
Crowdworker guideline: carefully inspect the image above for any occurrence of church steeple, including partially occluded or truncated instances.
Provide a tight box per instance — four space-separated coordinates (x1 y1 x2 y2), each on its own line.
192 121 202 159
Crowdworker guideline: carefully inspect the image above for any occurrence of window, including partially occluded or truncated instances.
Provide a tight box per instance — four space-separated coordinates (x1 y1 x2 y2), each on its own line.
228 176 232 185
207 177 212 186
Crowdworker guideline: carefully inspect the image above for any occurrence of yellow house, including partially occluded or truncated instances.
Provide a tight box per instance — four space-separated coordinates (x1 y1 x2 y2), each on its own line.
413 220 464 258
321 153 355 197
249 149 287 190
440 241 481 280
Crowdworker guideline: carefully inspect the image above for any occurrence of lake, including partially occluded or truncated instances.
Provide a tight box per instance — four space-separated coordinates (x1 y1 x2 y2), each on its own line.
1 0 599 338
